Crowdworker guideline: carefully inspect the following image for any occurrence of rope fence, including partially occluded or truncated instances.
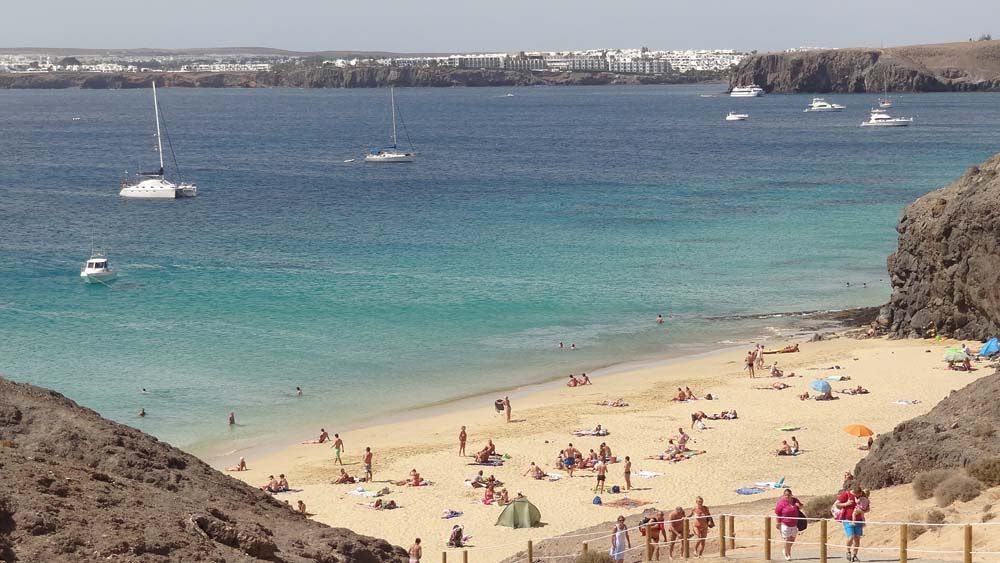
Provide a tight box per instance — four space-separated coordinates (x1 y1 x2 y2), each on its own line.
435 513 1000 562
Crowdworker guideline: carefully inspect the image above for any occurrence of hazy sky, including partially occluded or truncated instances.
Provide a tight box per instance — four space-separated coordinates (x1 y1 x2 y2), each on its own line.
3 0 997 53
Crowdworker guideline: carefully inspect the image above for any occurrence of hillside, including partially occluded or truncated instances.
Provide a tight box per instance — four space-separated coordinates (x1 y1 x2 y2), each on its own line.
0 66 722 89
0 377 407 562
885 152 1000 340
729 40 1000 93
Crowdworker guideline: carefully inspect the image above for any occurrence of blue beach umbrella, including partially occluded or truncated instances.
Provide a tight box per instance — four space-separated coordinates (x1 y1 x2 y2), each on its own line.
809 380 832 394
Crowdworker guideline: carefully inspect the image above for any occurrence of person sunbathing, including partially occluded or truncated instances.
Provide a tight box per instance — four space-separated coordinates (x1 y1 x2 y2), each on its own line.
261 475 279 492
334 469 357 484
839 386 869 395
470 470 486 488
597 398 628 407
276 474 290 492
770 364 784 378
403 469 426 486
303 429 330 444
755 382 790 390
684 387 697 400
671 388 687 401
859 436 875 451
226 457 248 471
798 391 811 400
776 440 794 456
497 487 511 505
580 374 592 385
567 374 579 387
523 462 546 480
482 485 495 505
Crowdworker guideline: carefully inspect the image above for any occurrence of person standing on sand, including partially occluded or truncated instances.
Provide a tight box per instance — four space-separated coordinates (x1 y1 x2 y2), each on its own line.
689 496 713 557
408 538 422 563
503 396 511 423
363 447 373 482
459 426 467 456
756 344 765 370
332 434 344 465
745 351 756 378
623 456 632 491
667 506 686 560
594 460 607 493
609 515 631 562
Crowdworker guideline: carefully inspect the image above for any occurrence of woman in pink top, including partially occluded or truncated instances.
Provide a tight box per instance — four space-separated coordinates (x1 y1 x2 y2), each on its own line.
774 488 804 561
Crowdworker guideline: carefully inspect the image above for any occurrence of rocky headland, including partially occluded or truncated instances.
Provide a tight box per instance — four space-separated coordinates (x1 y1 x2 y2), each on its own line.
729 40 1000 93
885 152 1000 340
0 67 722 89
0 377 406 562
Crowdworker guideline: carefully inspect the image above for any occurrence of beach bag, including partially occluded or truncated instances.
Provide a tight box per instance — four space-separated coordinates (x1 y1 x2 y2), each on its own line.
611 485 621 494
593 496 602 505
695 419 707 431
796 509 808 532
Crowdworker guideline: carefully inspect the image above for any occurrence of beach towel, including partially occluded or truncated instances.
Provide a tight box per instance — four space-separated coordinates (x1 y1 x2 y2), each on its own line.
892 399 920 405
604 498 652 508
635 470 663 478
441 509 463 519
779 426 801 432
572 429 610 437
546 473 563 481
755 477 786 489
468 460 504 467
736 487 765 495
826 375 849 381
347 487 385 498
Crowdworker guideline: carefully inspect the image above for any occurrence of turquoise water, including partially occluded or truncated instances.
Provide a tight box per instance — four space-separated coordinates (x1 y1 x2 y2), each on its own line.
2 85 998 457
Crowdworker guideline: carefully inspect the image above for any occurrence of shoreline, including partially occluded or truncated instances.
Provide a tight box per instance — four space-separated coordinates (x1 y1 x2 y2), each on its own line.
221 313 984 562
200 308 850 465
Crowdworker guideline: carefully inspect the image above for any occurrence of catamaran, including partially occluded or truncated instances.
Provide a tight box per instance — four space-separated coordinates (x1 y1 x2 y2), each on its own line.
365 86 415 163
119 83 198 199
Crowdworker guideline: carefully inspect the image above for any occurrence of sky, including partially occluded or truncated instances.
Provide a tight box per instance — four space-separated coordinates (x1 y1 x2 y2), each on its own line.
2 0 997 53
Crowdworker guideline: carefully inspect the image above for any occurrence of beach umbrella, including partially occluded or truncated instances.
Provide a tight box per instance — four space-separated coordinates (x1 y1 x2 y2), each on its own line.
843 424 874 437
943 348 969 362
809 380 832 394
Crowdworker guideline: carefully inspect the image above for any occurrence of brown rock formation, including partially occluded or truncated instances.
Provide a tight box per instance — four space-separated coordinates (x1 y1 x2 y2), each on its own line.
0 377 407 562
853 369 1000 489
729 40 1000 93
886 153 1000 340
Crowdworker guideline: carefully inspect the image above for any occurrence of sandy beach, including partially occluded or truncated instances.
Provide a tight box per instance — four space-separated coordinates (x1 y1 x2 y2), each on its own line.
227 334 990 561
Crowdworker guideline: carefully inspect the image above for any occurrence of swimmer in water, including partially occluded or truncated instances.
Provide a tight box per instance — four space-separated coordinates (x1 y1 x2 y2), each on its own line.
138 408 146 417
228 412 236 425
296 386 303 396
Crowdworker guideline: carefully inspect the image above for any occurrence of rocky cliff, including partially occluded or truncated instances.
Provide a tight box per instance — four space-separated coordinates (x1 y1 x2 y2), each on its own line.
729 40 1000 93
0 67 722 89
853 369 1000 489
0 377 407 562
885 153 1000 340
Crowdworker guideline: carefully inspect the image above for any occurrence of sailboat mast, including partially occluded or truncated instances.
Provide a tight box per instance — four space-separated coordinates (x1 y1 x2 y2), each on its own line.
390 86 398 149
152 82 164 172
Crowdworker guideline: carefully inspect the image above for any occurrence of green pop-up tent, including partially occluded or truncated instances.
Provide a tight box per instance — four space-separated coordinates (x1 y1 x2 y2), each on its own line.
495 498 541 528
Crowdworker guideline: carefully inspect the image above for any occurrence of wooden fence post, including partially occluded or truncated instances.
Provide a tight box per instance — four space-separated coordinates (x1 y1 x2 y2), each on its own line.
720 515 727 558
527 540 533 563
441 551 447 563
645 523 652 561
728 515 735 549
682 518 691 558
763 516 772 561
964 524 972 563
462 550 468 563
900 524 908 563
582 541 588 554
819 519 828 563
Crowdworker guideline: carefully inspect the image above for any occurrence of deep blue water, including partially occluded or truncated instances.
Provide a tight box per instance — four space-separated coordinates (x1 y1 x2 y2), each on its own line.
2 85 998 457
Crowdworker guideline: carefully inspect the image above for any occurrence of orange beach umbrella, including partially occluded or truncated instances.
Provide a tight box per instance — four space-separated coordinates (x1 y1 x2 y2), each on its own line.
842 424 874 437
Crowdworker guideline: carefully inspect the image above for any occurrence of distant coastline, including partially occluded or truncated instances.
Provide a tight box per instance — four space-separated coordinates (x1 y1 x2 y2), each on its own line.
0 67 725 89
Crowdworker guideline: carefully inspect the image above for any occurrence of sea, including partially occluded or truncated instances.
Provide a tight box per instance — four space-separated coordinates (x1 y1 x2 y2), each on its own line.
2 84 999 461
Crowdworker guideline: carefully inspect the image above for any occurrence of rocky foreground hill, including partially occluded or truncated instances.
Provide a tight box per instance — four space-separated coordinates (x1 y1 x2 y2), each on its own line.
885 152 1000 340
0 377 407 562
729 40 1000 93
0 66 721 89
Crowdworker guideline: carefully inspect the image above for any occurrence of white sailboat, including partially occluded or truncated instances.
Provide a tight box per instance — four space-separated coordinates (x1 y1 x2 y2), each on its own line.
365 86 414 163
119 83 198 199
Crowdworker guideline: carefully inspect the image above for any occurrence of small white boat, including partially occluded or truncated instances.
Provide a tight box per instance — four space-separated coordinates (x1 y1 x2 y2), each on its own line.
878 97 893 108
504 93 515 97
80 249 117 284
803 97 846 112
860 109 913 127
725 111 749 121
365 86 415 163
730 85 764 97
119 83 198 199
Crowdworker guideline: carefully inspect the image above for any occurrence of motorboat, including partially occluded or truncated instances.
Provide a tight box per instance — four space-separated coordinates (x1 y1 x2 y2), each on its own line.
878 97 893 108
365 86 415 163
119 83 198 199
725 111 749 121
730 85 764 97
80 249 117 284
803 97 846 112
860 109 913 127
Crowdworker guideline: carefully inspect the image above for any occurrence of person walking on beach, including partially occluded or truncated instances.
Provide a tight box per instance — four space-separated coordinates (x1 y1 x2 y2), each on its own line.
609 515 631 562
775 488 804 561
648 510 666 561
503 396 511 423
408 538 422 563
623 456 632 491
363 447 373 482
745 351 756 378
690 496 713 557
458 426 467 456
835 484 867 562
332 434 344 465
594 460 608 493
667 506 686 560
